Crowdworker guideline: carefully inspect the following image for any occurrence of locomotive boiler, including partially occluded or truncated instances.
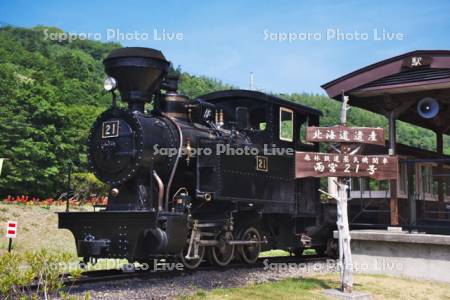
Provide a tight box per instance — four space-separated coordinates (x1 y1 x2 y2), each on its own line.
58 47 336 268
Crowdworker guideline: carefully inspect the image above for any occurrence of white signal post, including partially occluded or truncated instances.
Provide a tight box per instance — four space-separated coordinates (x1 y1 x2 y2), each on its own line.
6 221 17 252
337 95 353 292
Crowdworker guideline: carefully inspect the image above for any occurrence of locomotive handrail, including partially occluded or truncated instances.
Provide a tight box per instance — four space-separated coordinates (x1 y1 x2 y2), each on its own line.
161 112 183 211
152 170 164 211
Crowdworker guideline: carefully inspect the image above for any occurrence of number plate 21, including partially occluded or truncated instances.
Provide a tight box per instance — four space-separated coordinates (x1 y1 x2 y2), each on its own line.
102 120 119 138
256 156 268 172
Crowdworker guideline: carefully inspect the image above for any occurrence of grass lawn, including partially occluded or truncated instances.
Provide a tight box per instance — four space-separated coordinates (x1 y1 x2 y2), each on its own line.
258 249 290 257
258 248 317 257
0 203 83 255
182 273 450 300
0 203 130 271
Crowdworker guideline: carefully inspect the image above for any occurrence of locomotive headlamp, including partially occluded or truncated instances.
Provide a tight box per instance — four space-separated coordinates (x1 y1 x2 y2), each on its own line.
111 188 119 197
103 76 117 91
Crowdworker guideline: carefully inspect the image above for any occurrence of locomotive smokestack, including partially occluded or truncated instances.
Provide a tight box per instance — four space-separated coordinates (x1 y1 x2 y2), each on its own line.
103 47 170 112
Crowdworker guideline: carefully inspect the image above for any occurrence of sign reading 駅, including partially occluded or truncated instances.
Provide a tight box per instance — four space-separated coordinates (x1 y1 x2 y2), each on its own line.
306 125 385 146
295 152 398 180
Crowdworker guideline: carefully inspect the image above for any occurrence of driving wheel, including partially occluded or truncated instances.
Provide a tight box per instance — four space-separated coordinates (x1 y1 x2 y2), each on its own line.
238 227 261 264
208 231 235 267
180 245 205 270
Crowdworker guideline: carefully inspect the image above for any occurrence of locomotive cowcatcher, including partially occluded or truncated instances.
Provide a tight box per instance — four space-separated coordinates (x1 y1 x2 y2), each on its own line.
58 47 336 268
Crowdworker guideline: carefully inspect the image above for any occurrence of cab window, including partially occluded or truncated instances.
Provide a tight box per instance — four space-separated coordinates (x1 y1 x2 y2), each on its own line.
299 116 314 145
299 116 307 143
249 107 266 131
279 107 293 142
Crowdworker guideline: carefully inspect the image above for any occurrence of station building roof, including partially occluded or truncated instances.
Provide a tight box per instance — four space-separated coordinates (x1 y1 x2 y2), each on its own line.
321 50 450 134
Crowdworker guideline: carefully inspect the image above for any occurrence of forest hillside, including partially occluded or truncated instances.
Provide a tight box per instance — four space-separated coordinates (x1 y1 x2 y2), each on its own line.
0 26 444 197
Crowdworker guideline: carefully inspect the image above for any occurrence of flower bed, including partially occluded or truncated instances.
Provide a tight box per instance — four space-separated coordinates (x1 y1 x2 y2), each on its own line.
2 195 108 206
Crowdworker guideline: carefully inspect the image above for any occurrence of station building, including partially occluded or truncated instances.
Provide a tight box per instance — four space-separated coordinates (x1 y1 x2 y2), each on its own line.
322 50 450 234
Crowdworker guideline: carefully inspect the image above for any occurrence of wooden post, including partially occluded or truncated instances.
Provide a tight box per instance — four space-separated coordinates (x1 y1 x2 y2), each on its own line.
388 111 399 225
337 94 352 293
437 132 444 203
8 238 12 253
299 94 398 295
319 179 353 293
436 132 445 219
336 179 353 292
407 162 416 225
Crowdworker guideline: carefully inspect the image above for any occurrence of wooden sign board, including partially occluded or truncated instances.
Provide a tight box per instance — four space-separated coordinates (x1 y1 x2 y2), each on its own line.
402 55 432 68
306 125 385 146
295 152 398 180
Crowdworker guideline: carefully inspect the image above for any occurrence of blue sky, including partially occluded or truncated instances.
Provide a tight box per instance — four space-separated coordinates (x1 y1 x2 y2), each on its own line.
1 0 450 94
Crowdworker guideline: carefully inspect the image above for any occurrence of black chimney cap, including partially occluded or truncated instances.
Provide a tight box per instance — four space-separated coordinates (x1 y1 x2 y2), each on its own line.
103 47 170 109
106 47 166 60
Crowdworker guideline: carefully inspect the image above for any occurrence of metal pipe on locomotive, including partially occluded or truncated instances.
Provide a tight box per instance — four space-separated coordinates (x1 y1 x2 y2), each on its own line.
58 47 336 269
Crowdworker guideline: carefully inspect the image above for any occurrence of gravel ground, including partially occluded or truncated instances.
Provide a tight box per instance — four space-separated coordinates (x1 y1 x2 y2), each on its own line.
67 259 337 300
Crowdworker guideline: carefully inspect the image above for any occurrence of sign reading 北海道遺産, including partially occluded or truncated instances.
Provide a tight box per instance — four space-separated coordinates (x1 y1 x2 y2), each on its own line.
306 125 385 146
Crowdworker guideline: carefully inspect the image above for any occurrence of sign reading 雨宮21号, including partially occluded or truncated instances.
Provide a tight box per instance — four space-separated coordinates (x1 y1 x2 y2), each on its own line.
295 152 398 180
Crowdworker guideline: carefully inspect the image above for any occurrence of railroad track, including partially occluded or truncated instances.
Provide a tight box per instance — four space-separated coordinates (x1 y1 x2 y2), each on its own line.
61 255 332 287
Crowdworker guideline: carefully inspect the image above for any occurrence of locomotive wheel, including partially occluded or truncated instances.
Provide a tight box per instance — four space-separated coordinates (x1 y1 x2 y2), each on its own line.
237 227 261 264
180 245 205 270
208 232 235 267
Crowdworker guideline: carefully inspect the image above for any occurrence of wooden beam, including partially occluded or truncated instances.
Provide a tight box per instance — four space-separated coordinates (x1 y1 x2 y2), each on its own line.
381 94 416 119
388 111 396 154
407 162 416 225
392 99 417 118
390 193 399 225
388 110 399 225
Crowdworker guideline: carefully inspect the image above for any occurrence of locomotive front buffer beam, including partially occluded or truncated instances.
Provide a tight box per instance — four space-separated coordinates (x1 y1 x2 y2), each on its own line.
58 210 188 262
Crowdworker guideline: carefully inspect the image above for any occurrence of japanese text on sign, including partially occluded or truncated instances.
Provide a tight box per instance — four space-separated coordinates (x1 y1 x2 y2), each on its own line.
295 152 398 180
306 126 385 146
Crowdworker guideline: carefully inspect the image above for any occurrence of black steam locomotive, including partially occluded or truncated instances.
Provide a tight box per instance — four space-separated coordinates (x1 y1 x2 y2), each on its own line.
58 47 335 269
